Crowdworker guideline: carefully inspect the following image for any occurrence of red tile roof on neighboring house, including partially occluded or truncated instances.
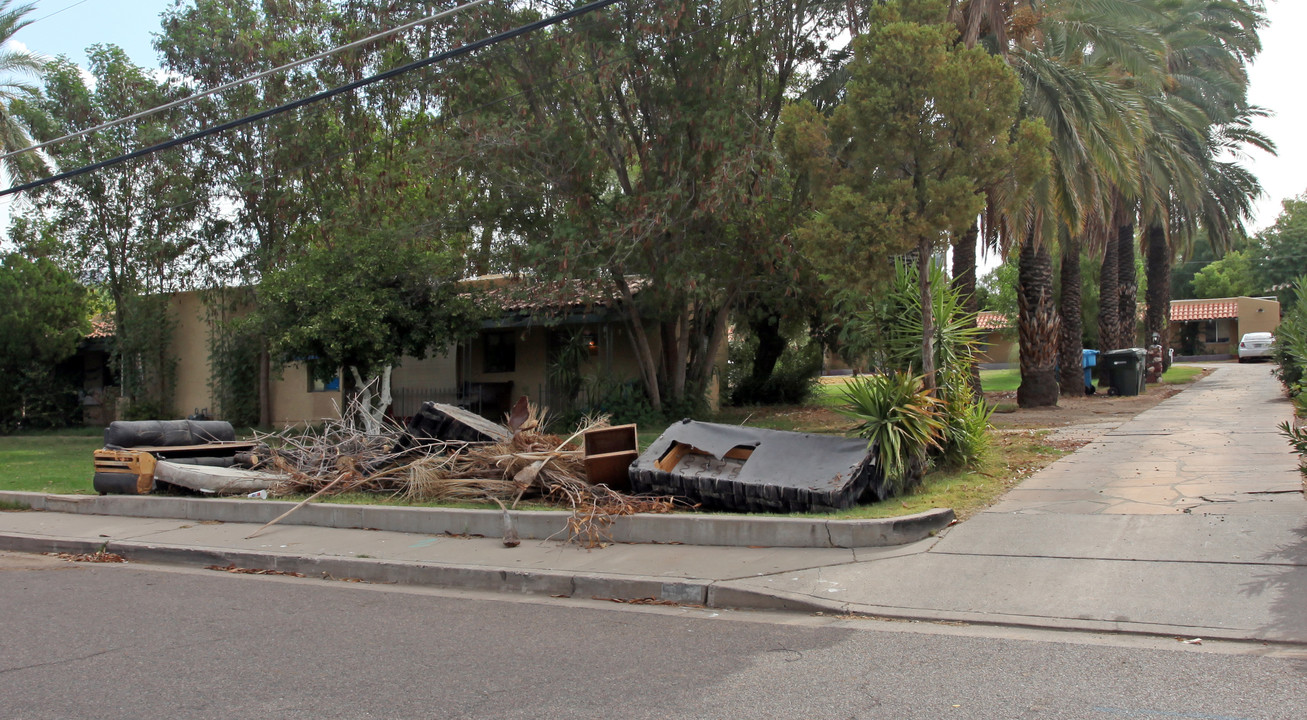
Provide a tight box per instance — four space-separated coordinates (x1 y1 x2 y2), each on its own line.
88 315 115 338
1171 301 1238 322
977 311 1011 330
475 276 648 315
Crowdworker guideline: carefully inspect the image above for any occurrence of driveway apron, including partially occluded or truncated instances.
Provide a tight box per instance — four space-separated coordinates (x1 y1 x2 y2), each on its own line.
726 364 1307 643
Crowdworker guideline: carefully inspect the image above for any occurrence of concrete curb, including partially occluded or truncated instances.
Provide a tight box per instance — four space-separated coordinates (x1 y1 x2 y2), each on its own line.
0 530 715 605
10 530 1289 646
0 491 954 549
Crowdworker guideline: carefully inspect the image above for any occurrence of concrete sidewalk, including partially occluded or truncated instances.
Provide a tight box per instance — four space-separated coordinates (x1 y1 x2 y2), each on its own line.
729 363 1307 643
2 363 1303 645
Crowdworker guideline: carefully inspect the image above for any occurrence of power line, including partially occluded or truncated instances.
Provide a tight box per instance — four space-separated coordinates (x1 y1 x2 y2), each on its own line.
136 0 810 227
0 0 629 198
29 0 94 24
0 0 496 166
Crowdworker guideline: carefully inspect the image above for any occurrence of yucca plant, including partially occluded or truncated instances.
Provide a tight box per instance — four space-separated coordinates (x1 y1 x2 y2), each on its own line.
936 365 994 468
1277 420 1307 480
839 372 945 497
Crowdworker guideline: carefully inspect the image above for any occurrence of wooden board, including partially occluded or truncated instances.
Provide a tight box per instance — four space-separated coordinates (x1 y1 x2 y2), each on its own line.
92 449 157 494
153 461 284 496
583 424 639 488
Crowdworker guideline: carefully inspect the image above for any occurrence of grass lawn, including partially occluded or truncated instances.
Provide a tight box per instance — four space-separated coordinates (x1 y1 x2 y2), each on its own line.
1161 364 1205 383
0 387 1077 522
980 362 1204 394
0 435 102 495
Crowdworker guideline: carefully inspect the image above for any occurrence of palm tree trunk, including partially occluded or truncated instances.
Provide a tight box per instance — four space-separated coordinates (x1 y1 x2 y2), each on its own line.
1116 215 1138 348
1098 224 1120 351
1018 233 1059 408
951 219 982 396
1145 222 1171 371
1058 233 1084 396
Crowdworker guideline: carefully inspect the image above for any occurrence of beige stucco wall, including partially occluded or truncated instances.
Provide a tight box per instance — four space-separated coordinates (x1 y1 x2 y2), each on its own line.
169 291 215 418
166 290 345 426
976 331 1018 366
461 322 659 404
391 350 458 388
1236 297 1280 335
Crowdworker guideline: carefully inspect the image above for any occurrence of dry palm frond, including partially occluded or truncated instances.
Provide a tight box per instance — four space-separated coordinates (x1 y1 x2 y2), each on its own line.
255 398 673 547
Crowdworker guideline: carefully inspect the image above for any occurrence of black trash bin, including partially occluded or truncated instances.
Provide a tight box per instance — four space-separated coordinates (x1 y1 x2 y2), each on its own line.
1099 348 1147 396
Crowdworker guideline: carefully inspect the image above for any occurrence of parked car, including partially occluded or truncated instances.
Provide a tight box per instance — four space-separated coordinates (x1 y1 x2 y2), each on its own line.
1237 331 1275 362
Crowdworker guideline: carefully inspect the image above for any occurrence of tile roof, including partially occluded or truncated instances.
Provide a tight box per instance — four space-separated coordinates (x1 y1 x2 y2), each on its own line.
1171 300 1239 322
977 311 1011 330
475 276 647 315
88 315 115 338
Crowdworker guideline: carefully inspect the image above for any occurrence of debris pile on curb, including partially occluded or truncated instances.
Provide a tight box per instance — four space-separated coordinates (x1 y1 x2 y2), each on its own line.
92 419 280 495
253 396 676 546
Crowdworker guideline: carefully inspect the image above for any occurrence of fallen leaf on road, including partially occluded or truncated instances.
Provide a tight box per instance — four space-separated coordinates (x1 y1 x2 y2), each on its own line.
50 551 126 563
205 563 304 577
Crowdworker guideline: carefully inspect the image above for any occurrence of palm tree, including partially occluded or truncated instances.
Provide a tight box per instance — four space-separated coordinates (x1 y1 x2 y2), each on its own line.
0 1 49 183
1136 0 1270 366
987 1 1159 406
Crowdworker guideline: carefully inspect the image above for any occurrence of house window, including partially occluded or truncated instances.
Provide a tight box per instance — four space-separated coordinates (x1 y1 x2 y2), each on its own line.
483 331 516 374
1204 320 1231 344
307 360 340 393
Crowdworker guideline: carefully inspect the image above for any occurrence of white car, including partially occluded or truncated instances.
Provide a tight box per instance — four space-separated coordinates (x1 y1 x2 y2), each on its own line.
1237 332 1275 362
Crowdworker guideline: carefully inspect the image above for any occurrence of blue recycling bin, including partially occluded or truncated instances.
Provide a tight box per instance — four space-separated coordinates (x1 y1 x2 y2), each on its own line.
1082 349 1100 393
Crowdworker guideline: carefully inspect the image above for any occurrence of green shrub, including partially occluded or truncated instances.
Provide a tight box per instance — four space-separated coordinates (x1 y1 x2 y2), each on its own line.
1274 278 1307 393
937 367 993 468
839 372 945 496
729 340 822 406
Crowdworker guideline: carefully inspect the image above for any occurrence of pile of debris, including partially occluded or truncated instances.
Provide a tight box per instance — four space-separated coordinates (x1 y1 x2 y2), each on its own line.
93 419 281 496
254 396 675 546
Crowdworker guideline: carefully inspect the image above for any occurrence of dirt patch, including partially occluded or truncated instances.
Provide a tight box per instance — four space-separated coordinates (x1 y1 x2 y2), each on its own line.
986 367 1214 431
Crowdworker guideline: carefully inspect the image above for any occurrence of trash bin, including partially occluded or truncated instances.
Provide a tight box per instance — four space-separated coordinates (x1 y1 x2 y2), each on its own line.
1081 349 1100 394
1100 348 1147 396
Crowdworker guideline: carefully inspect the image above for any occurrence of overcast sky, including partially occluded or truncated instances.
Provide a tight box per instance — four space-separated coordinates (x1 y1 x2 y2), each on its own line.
5 0 1305 239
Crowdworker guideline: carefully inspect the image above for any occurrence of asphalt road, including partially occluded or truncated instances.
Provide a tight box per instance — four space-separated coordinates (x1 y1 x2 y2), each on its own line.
1 552 1304 720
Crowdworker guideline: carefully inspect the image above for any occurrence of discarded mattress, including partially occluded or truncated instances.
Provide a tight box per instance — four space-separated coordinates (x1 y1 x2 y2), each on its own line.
628 420 884 514
153 461 283 496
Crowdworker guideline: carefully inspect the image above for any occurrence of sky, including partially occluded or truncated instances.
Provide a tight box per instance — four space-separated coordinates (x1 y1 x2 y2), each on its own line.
4 0 1306 238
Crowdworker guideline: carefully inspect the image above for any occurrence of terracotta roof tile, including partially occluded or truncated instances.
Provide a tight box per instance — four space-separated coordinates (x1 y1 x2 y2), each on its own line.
88 315 115 338
1171 301 1238 322
977 311 1011 330
475 276 647 315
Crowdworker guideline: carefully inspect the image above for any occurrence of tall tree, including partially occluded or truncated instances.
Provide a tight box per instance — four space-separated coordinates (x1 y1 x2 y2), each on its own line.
781 0 1039 391
157 0 333 425
0 252 88 429
450 0 844 412
13 47 213 415
947 0 1161 404
1137 0 1268 364
1254 192 1307 303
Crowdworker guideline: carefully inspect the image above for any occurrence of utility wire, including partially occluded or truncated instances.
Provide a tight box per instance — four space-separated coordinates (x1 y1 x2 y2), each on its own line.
15 0 672 227
134 0 798 224
29 0 94 24
0 0 496 165
0 0 628 198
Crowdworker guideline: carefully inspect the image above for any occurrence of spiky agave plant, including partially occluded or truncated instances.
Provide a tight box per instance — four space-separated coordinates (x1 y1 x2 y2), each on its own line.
839 372 945 497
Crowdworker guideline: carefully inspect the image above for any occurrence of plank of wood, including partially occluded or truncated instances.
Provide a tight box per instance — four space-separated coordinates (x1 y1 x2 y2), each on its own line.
153 461 282 496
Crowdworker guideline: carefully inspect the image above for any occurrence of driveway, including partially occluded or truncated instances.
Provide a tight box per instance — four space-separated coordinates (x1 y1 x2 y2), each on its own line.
727 363 1307 642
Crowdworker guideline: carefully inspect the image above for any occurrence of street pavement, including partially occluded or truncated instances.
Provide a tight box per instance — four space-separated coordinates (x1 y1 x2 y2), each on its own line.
2 362 1304 645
